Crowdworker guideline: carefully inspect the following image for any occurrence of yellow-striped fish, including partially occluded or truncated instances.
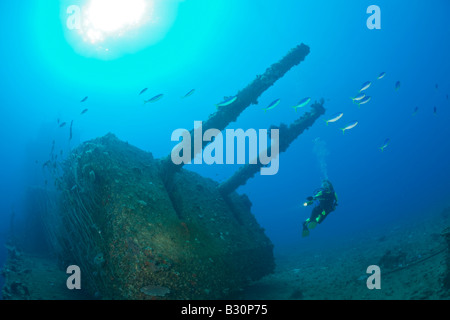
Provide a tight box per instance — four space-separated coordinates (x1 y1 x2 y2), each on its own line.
263 99 281 113
377 72 386 80
357 96 371 107
325 112 344 125
380 138 390 152
351 93 366 103
340 121 358 134
182 89 195 99
216 96 237 108
360 81 371 92
144 94 164 104
292 97 311 112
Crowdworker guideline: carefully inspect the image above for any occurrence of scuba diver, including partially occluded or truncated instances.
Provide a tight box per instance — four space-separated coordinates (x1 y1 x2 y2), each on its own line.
302 180 338 237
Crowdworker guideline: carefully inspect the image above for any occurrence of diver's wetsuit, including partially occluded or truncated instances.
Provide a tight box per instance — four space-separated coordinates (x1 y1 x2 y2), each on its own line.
302 180 338 235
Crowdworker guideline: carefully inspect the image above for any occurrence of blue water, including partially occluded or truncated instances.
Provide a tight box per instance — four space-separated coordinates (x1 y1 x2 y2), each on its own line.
1 0 450 298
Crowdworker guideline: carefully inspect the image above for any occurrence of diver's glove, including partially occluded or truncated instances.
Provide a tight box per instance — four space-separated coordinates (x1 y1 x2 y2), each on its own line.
303 196 314 207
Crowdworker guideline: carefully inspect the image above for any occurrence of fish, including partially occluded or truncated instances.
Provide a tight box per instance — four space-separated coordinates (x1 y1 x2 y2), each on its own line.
434 106 437 115
379 138 390 152
412 107 419 116
360 81 372 92
357 96 371 107
377 72 386 80
340 121 358 134
325 112 344 125
69 120 74 141
446 94 448 100
292 97 311 112
57 118 60 124
59 122 67 128
182 89 195 99
144 94 164 104
216 96 237 108
435 84 439 90
81 96 88 103
263 99 281 113
350 93 366 103
395 81 401 91
139 88 148 95
81 109 88 115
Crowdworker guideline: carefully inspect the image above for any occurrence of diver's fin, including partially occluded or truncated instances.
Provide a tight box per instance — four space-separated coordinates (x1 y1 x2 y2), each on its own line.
302 229 310 237
307 221 317 230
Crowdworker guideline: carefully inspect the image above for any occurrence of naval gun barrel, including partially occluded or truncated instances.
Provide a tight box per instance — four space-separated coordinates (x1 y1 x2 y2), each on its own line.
161 43 311 174
218 100 326 195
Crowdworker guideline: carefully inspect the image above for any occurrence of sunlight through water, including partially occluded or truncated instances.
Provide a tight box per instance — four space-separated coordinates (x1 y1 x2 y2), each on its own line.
82 0 150 44
62 0 183 59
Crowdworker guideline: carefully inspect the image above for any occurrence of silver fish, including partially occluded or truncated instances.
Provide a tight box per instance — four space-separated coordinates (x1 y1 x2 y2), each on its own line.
292 97 311 112
216 96 237 108
351 93 366 103
340 121 358 134
360 81 371 92
357 96 371 106
325 112 343 125
144 94 164 104
182 89 195 99
380 138 390 152
263 99 281 113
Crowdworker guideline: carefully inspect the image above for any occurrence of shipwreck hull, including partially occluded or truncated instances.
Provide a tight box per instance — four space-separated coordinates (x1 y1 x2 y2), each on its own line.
54 134 274 299
2 42 326 300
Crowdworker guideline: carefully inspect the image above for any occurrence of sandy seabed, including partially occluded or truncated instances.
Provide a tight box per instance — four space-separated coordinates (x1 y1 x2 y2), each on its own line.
240 209 450 300
2 207 449 300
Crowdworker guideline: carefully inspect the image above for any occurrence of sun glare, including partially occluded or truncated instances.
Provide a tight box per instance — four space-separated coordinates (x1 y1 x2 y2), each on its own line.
82 0 151 43
63 0 182 59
